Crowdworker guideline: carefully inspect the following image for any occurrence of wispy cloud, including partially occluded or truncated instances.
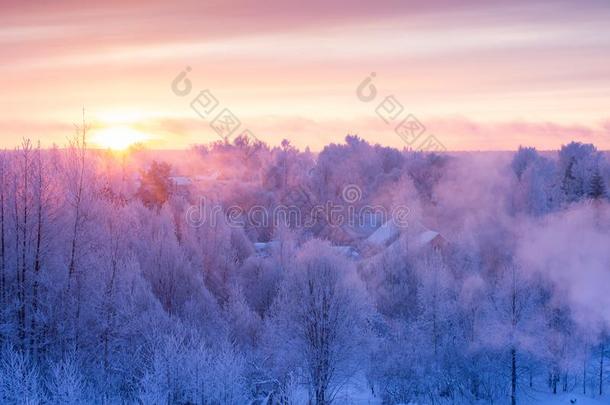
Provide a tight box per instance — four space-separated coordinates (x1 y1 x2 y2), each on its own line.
1 0 610 149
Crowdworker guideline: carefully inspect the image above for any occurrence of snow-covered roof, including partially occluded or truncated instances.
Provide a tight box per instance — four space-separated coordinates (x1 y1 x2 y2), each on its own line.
332 245 361 260
253 241 279 257
170 176 192 186
412 229 440 249
365 220 400 246
365 220 446 252
253 242 270 251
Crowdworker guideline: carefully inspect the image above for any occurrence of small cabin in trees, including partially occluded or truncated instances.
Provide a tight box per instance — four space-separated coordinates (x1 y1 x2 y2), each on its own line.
363 220 448 257
253 241 279 258
365 220 401 247
412 229 448 251
169 176 192 197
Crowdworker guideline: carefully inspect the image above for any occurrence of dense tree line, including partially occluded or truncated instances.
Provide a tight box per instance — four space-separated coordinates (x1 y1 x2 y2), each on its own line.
0 133 609 404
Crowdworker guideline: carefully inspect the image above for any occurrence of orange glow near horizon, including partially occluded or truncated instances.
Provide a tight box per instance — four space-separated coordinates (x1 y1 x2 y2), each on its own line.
91 126 150 151
1 1 610 150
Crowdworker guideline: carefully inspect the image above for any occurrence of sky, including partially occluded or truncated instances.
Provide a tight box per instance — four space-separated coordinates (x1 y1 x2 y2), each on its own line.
1 0 610 151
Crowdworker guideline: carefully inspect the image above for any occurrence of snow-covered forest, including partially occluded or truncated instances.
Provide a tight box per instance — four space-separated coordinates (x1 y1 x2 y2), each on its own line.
0 132 609 404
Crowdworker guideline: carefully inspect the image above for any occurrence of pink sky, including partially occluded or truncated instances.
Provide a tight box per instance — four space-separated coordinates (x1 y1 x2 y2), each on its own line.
1 0 610 150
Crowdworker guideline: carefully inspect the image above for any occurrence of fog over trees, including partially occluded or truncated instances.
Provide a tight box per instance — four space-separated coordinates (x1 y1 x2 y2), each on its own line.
0 133 609 404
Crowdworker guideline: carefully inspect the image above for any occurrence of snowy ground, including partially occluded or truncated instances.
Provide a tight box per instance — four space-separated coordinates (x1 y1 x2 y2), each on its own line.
332 374 381 405
330 381 610 405
520 392 610 405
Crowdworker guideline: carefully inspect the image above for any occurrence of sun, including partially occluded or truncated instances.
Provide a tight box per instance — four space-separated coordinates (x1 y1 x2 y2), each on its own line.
91 126 149 150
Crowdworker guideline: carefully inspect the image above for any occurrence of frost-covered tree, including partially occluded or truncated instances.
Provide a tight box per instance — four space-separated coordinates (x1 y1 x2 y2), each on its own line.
559 142 603 203
137 160 172 209
266 239 370 404
0 131 609 404
45 354 88 404
511 146 560 216
0 347 44 404
588 168 607 200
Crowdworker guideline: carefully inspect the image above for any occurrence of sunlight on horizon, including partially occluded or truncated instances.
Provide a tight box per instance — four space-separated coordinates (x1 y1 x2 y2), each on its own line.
91 126 150 150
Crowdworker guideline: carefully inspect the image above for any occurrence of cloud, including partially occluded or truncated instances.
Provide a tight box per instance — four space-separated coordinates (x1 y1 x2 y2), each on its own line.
425 117 610 150
2 0 610 151
2 115 609 151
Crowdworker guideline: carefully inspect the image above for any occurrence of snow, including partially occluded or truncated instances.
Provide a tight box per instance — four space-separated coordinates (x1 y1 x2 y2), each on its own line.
366 219 445 252
2 139 609 404
169 176 192 186
193 171 219 182
366 221 400 246
521 392 610 405
253 241 279 257
332 245 361 260
413 229 440 248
